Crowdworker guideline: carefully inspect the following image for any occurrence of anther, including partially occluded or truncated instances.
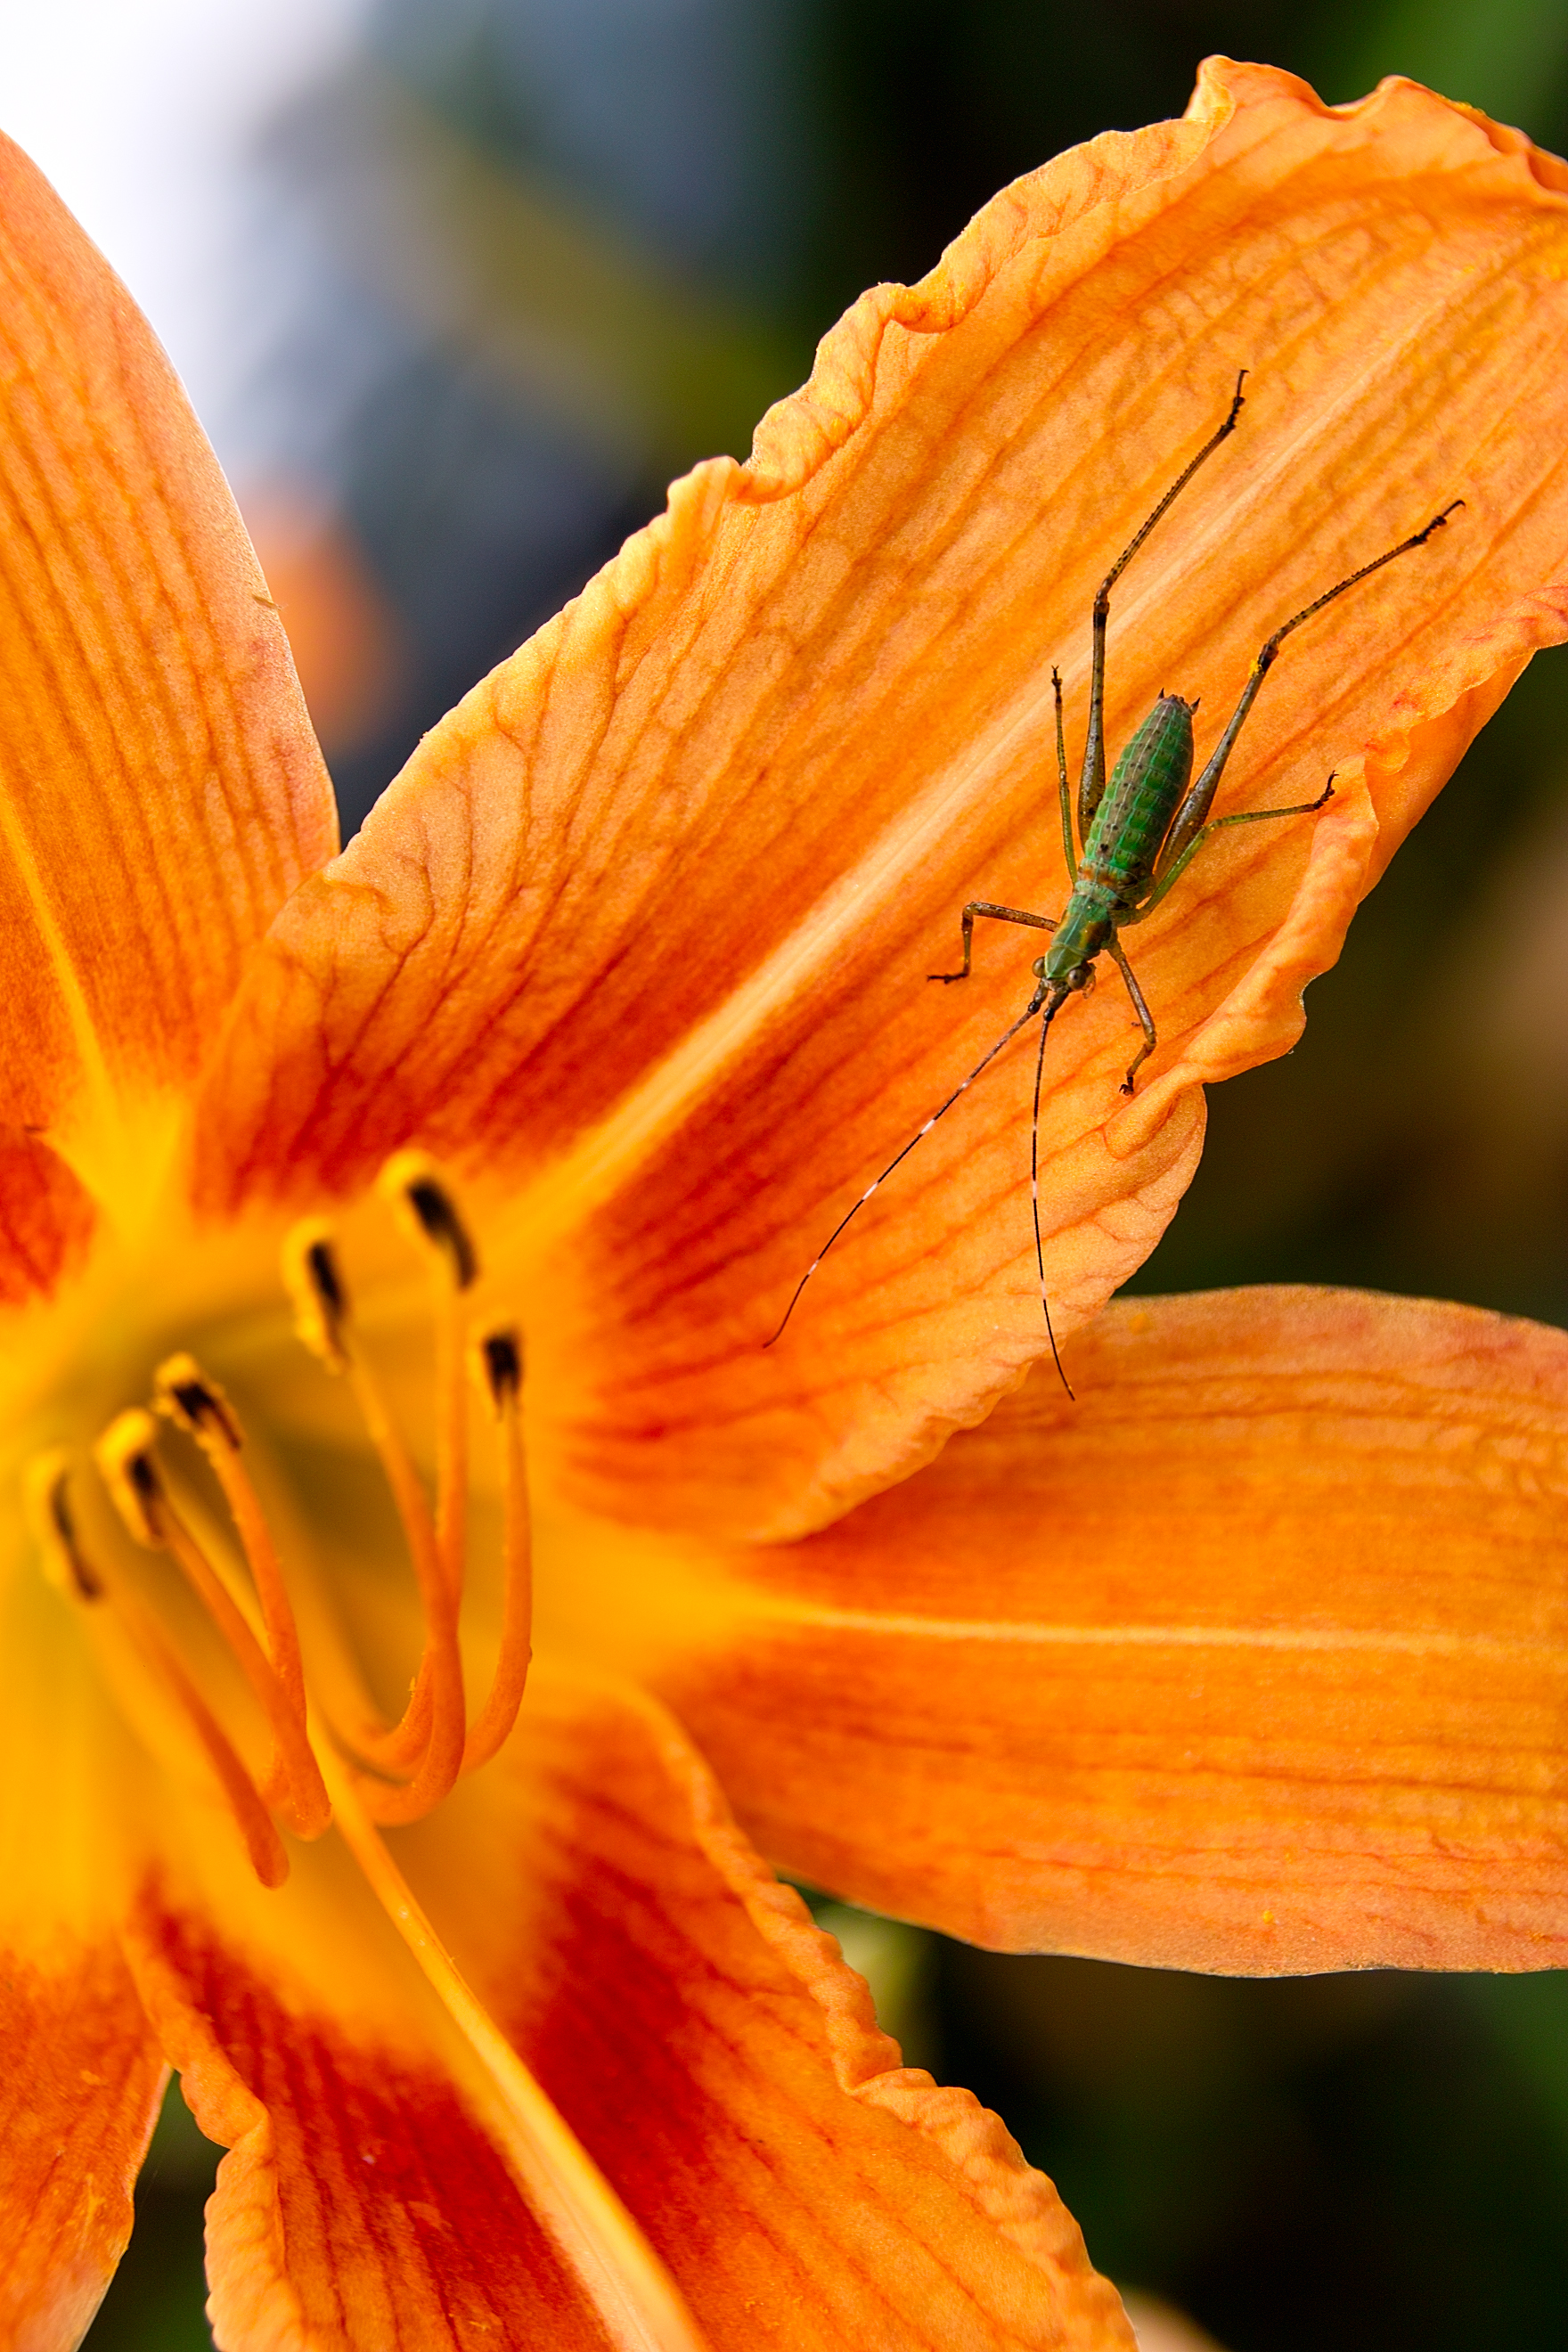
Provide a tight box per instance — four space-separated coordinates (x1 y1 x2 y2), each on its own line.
379 1151 479 1290
25 1450 103 1602
153 1354 242 1450
475 1326 523 1414
282 1219 349 1370
95 1409 167 1547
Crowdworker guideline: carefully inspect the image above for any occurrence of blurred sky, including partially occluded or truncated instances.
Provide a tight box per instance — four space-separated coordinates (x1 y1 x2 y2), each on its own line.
0 0 370 426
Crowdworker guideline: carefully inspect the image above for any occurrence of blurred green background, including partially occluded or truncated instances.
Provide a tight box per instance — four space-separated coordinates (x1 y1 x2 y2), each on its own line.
81 0 1568 2346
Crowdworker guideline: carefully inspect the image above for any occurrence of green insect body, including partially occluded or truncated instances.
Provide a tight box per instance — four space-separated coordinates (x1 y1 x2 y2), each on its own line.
1044 694 1196 986
767 372 1459 1376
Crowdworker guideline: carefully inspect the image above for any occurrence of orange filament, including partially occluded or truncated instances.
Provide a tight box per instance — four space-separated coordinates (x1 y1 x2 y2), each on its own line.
117 1580 292 1889
434 1289 470 1606
153 1355 307 1728
380 1152 476 1605
95 1412 331 1840
28 1452 289 1888
462 1328 532 1773
283 1209 468 1820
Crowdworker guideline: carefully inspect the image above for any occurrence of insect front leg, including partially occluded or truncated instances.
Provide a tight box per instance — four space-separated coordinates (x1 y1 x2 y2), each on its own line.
1080 372 1247 842
1128 776 1336 926
1052 667 1077 882
1106 932 1158 1093
928 902 1056 984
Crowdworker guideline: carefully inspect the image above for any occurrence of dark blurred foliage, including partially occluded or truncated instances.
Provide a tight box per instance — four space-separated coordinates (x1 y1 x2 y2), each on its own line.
90 1 1568 2345
937 1952 1568 2350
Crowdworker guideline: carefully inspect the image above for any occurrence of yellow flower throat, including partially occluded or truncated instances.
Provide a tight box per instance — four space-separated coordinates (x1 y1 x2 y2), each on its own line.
21 1154 533 1887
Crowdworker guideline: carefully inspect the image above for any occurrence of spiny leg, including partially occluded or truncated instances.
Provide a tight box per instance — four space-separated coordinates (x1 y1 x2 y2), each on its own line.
1051 667 1076 882
1105 933 1157 1093
929 902 1056 984
1080 370 1247 840
765 984 1056 1347
1029 1004 1074 1398
1128 776 1335 927
1154 499 1461 884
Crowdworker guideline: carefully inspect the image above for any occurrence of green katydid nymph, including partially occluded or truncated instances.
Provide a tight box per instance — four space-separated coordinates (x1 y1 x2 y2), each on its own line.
766 373 1460 1383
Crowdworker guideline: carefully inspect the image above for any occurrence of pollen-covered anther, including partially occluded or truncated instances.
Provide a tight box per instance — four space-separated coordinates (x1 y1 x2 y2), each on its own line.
378 1150 479 1291
282 1216 350 1370
25 1449 103 1602
152 1352 242 1450
473 1325 524 1417
94 1409 167 1548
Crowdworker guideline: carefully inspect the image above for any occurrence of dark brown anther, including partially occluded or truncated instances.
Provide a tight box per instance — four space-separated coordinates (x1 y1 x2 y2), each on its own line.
478 1327 523 1413
94 1409 167 1548
45 1470 102 1601
176 1378 236 1444
155 1353 243 1450
282 1220 351 1370
379 1151 479 1291
308 1238 346 1319
406 1177 478 1290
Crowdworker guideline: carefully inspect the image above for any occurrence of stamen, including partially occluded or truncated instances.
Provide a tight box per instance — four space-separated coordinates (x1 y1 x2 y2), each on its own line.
379 1151 480 1292
25 1449 104 1602
280 1216 467 1820
153 1354 308 1731
124 1595 291 1890
380 1151 476 1605
28 1452 288 1888
95 1412 330 1839
282 1218 349 1371
461 1327 532 1773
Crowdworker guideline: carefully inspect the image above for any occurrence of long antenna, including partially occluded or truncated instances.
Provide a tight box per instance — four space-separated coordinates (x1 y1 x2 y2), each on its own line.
764 982 1061 1348
1030 999 1074 1397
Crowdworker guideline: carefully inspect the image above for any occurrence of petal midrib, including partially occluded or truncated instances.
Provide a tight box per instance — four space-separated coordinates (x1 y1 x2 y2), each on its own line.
326 1759 710 2352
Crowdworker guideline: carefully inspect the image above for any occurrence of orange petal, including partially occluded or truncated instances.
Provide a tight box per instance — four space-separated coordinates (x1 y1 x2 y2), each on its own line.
0 1573 166 2343
396 1672 1134 2351
0 1129 95 1305
192 64 1568 1539
0 134 335 1221
126 1907 610 2351
652 1288 1568 1973
0 1940 165 2349
119 1783 702 2352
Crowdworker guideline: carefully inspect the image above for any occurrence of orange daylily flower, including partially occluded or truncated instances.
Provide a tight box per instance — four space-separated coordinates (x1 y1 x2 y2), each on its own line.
4 53 1568 2352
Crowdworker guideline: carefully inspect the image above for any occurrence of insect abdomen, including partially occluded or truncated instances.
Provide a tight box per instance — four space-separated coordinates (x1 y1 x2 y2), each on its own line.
1082 694 1195 894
